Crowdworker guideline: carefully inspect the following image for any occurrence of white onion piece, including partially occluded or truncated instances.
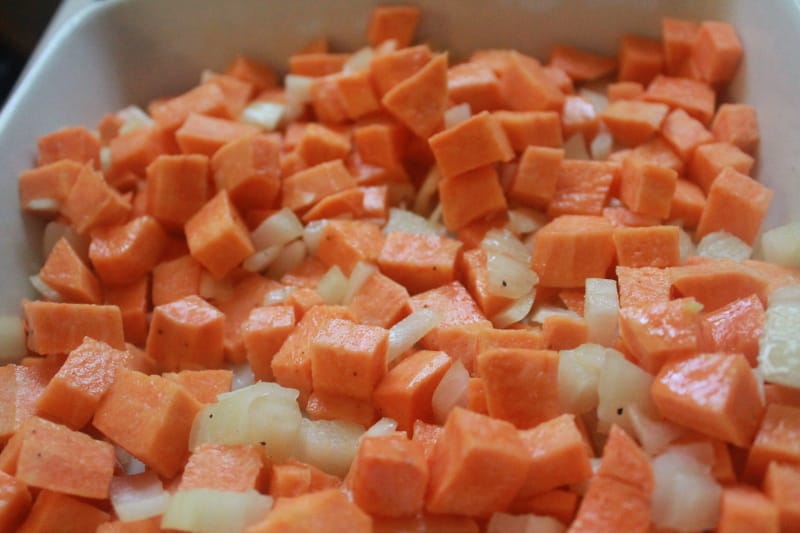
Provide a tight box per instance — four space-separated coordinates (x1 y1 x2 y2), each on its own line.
111 471 170 522
263 286 295 306
229 362 255 391
247 394 303 463
43 221 90 263
199 272 234 301
387 308 442 363
578 87 609 114
364 417 399 438
697 231 752 262
590 127 613 161
251 208 304 250
242 245 282 273
564 132 590 160
584 278 619 347
118 106 154 135
651 445 722 531
626 404 684 456
316 266 348 305
427 202 444 226
343 262 378 305
486 253 538 299
25 198 61 214
373 39 398 55
760 222 800 267
444 103 472 130
530 305 581 325
342 46 374 73
285 74 314 103
267 240 307 280
240 101 285 131
29 275 62 302
490 290 535 328
596 350 655 435
161 489 272 533
0 315 26 365
507 208 546 236
412 167 442 217
487 512 566 533
557 343 608 415
294 418 364 477
676 225 696 263
432 360 469 424
115 446 147 476
758 285 800 388
481 228 531 263
303 220 328 255
383 207 440 236
99 146 112 173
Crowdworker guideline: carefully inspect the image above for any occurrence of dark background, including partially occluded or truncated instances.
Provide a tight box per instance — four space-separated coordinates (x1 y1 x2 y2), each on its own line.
0 2 61 107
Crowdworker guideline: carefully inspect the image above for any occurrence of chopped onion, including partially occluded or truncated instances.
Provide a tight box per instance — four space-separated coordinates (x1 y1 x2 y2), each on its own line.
427 202 444 226
99 147 112 173
486 253 538 299
343 261 378 305
676 225 696 263
758 284 800 388
412 167 441 217
651 445 722 531
199 272 234 301
432 360 469 424
444 103 471 129
316 265 348 305
760 222 800 267
487 512 566 533
263 286 295 306
590 126 613 160
342 46 374 73
161 489 272 533
626 404 684 456
507 208 546 236
242 245 282 273
116 446 147 476
250 208 304 250
285 74 314 103
557 343 608 415
29 275 62 302
0 315 26 365
247 394 304 462
383 207 440 236
578 87 609 114
373 39 398 55
294 418 364 477
364 417 398 438
25 197 61 214
110 471 170 522
229 362 255 391
697 231 752 262
596 350 655 434
481 228 531 264
584 278 619 348
303 219 328 255
490 290 535 328
239 101 285 131
117 106 154 135
564 132 590 160
266 240 307 280
387 308 442 363
43 220 90 262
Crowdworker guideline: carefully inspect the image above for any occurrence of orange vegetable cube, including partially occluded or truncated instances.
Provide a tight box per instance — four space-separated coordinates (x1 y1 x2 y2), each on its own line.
700 294 765 367
18 159 82 215
460 249 515 318
744 404 800 482
447 62 506 113
500 51 565 112
269 459 340 499
620 158 678 219
492 110 563 151
185 190 254 279
600 99 669 146
763 462 800 532
145 153 210 229
38 237 102 304
690 21 743 85
37 126 100 168
295 123 351 166
146 294 225 371
179 443 267 492
616 265 671 309
335 70 381 120
18 490 109 532
547 159 616 217
289 53 349 77
281 159 357 213
508 145 564 209
689 141 754 193
695 166 772 245
89 215 168 285
670 259 769 311
367 4 421 48
438 165 508 231
151 254 203 306
618 34 664 85
348 271 412 328
428 111 513 179
548 44 616 81
644 75 715 125
711 103 759 155
23 301 126 355
542 314 589 351
175 113 260 156
247 488 371 533
382 53 448 139
225 54 277 92
613 225 680 268
607 80 644 102
316 219 384 275
370 44 433 97
352 122 406 170
718 486 779 533
310 318 388 400
378 231 463 294
93 369 201 478
212 133 280 213
668 177 706 228
149 83 230 132
661 108 714 162
426 407 530 517
61 164 131 234
0 470 31 532
305 391 377 428
242 305 296 382
652 352 763 447
662 17 700 75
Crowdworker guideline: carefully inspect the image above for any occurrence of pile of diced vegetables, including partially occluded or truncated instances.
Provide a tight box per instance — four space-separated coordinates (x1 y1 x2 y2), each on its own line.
2 4 800 532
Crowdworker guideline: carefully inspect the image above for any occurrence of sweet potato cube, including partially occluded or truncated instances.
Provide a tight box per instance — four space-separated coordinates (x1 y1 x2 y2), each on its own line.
620 158 678 218
644 74 715 125
477 349 559 429
718 486 779 533
744 404 800 481
426 407 530 517
146 294 226 371
0 470 31 532
531 215 615 288
38 237 102 304
662 17 700 75
242 305 296 382
367 4 421 48
668 177 706 228
247 488 371 533
350 434 428 517
492 110 563 151
211 133 280 213
689 141 754 193
618 34 664 85
61 164 131 234
16 416 114 499
310 318 388 400
600 99 669 146
35 337 132 430
18 490 109 532
438 165 508 231
348 271 412 328
508 146 563 208
175 113 260 156
661 108 714 162
18 159 82 215
316 219 384 275
652 352 763 447
93 369 201 478
89 215 168 286
281 159 357 213
162 369 233 405
378 232 463 294
151 254 203 306
690 21 743 85
381 53 448 139
37 126 100 168
763 462 800 532
179 443 267 492
547 160 616 218
23 301 125 355
185 190 254 279
428 110 513 179
305 391 377 428
711 103 759 154
145 153 210 229
500 51 565 112
447 62 506 113
613 225 680 268
669 259 769 312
